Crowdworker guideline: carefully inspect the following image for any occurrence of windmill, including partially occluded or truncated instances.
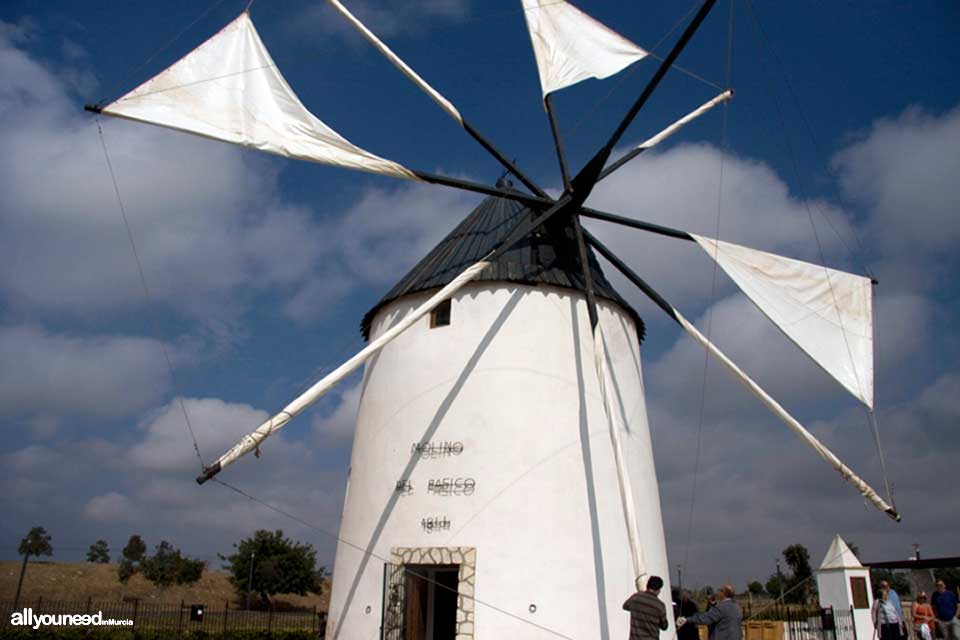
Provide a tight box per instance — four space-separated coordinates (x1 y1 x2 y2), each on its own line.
85 1 898 638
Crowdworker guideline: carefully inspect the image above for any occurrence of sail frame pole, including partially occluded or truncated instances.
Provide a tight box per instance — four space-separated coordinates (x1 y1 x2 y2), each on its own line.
197 257 495 483
544 94 572 192
596 90 734 183
583 228 901 522
569 0 719 202
571 212 647 581
325 0 549 199
580 207 695 242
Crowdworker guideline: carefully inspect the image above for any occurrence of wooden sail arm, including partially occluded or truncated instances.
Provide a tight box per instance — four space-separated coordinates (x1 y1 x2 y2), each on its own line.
582 227 901 522
569 0 719 205
325 0 549 199
197 257 495 483
571 212 648 581
596 89 734 183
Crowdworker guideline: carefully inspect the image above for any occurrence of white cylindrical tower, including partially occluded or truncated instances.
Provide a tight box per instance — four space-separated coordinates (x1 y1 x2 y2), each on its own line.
327 191 674 639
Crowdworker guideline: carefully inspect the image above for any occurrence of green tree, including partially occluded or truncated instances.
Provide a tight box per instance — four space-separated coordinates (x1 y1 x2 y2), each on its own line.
765 575 783 599
782 544 816 604
934 568 960 589
222 530 324 608
86 540 110 563
15 526 53 608
140 541 205 589
748 581 765 596
847 542 862 561
870 569 912 597
118 534 147 584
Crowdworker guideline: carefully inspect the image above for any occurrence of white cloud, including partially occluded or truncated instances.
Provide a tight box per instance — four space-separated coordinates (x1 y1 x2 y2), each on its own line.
335 182 478 283
282 181 478 322
129 397 273 472
0 26 331 322
0 325 174 431
833 104 960 285
311 380 363 446
83 491 135 523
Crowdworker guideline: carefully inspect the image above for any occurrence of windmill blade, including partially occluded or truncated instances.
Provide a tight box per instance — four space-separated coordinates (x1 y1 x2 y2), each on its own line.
571 214 646 581
569 0 718 205
522 0 648 99
197 257 494 483
93 12 416 181
692 234 874 409
578 209 874 407
576 208 875 409
672 310 892 515
580 207 694 241
85 11 562 212
326 0 548 198
584 228 899 521
597 89 734 182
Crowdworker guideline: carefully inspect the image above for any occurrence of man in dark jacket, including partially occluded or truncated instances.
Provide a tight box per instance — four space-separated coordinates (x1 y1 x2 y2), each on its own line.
624 575 669 640
677 590 701 640
679 584 743 640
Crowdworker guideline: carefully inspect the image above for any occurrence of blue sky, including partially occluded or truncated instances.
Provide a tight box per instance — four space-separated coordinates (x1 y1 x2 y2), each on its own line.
1 0 958 592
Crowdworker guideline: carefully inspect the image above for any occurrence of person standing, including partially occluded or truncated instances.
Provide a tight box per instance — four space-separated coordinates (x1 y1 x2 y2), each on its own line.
914 592 935 640
873 587 904 640
678 584 743 640
881 580 906 624
931 580 960 640
623 575 670 640
678 591 701 640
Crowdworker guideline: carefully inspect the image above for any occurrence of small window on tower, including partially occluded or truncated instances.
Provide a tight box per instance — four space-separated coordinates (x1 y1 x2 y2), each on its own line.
430 299 451 328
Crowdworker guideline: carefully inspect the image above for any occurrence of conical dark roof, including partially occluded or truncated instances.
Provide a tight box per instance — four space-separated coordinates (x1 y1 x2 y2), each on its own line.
361 187 645 342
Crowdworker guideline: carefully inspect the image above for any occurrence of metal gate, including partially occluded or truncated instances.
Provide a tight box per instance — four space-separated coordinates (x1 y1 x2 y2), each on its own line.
381 562 406 640
786 606 859 640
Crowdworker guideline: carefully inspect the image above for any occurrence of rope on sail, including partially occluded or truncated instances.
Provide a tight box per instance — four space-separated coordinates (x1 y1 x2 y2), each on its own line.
673 309 899 520
95 0 232 108
742 0 871 272
743 0 895 506
682 0 735 586
593 328 646 582
867 289 895 509
94 118 206 472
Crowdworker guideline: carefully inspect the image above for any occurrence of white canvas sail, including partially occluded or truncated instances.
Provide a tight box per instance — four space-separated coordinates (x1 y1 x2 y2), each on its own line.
522 0 648 98
102 12 416 181
692 234 874 408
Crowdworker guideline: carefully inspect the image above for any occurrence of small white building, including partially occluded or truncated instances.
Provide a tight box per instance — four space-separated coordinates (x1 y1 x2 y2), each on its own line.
816 535 875 640
326 189 674 639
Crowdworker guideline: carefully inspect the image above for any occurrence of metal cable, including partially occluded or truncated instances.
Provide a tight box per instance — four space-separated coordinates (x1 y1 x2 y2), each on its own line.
682 0 735 585
742 0 895 509
211 478 576 639
96 0 233 107
95 120 206 472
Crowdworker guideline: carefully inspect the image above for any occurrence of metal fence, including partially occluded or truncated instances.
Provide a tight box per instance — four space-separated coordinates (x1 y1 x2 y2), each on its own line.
784 606 858 640
2 598 327 636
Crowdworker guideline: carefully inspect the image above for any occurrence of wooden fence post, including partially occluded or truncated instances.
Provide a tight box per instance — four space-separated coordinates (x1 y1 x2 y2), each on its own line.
177 599 184 637
223 600 229 632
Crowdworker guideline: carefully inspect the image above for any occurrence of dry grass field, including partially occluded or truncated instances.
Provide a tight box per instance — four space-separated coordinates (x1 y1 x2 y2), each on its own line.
0 560 328 611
